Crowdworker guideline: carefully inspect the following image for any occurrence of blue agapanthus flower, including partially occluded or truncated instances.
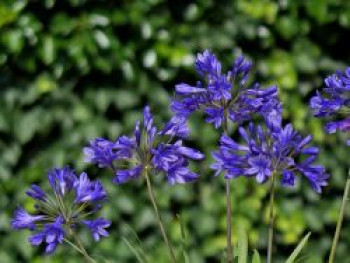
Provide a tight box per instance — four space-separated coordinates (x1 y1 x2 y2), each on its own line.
171 50 281 129
310 67 350 145
83 218 111 241
84 106 204 185
211 122 329 193
11 166 110 254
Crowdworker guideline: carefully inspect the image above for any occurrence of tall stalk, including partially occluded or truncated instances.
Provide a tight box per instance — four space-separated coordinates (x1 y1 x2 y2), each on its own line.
144 170 177 263
67 227 96 263
267 172 276 263
226 180 232 262
328 169 350 263
223 109 233 263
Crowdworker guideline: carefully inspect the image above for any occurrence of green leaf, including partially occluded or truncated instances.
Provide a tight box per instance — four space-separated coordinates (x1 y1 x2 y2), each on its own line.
122 237 148 263
238 226 248 263
285 232 311 263
89 253 114 263
124 224 146 247
220 250 227 263
0 3 17 28
41 35 55 65
176 214 190 263
252 250 261 263
294 253 311 263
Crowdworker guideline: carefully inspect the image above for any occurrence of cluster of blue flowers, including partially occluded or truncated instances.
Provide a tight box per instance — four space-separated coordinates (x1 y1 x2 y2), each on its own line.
171 50 329 192
211 123 329 193
12 167 110 254
171 50 281 130
12 49 337 259
310 68 350 145
84 106 204 184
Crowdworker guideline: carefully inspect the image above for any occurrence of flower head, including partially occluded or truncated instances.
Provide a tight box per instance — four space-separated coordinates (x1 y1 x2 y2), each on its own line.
310 68 350 144
171 50 281 128
12 166 110 254
85 106 204 185
211 122 329 193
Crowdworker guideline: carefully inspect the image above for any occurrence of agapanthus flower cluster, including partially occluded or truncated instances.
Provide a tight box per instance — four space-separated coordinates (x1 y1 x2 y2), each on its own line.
84 106 204 185
310 67 350 145
171 50 281 129
211 122 329 193
11 167 110 254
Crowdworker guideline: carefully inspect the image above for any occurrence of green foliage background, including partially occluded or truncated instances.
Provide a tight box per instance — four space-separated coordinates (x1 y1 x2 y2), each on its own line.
1 0 350 262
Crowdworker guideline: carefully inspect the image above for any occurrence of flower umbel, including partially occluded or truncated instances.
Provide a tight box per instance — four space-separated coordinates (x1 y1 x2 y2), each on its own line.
310 68 350 144
211 122 329 193
11 166 110 254
84 106 204 184
171 50 281 129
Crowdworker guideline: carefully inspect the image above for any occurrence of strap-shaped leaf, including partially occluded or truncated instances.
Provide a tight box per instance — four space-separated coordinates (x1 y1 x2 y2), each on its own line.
285 232 311 263
238 226 248 263
252 249 261 263
122 237 149 263
176 214 190 263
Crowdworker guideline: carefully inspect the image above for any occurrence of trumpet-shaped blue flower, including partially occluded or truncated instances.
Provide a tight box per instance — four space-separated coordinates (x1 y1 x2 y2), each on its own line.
211 122 329 193
84 138 119 168
29 217 65 254
83 218 111 241
310 68 350 144
26 184 47 202
48 166 76 196
171 50 281 129
11 207 45 230
12 167 110 254
325 118 350 135
75 172 106 203
84 106 204 184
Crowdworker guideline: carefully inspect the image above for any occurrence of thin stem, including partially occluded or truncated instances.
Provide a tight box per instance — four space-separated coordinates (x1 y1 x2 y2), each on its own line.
68 226 96 263
223 108 232 263
328 170 350 263
267 172 276 263
226 180 232 262
177 214 189 263
64 238 85 255
144 170 177 263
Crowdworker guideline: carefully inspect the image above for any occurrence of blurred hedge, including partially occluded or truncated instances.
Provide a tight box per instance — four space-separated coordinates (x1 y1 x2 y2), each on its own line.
1 0 350 262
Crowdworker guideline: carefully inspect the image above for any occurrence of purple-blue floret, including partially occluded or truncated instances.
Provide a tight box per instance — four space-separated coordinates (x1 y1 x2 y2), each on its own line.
84 138 120 168
29 216 65 254
11 207 45 230
48 166 77 196
83 218 111 241
74 172 106 203
26 184 47 202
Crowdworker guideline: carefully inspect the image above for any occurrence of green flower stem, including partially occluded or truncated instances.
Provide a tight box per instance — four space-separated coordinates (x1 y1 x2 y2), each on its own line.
223 108 233 263
64 238 85 255
328 169 350 263
144 169 177 263
67 227 96 263
267 172 276 263
226 179 232 263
